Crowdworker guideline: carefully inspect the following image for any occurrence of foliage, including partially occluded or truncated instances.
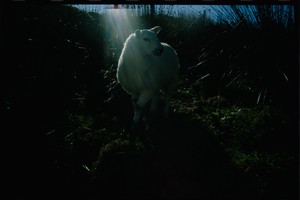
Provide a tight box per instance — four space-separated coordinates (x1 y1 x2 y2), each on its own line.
191 94 297 198
189 5 296 108
5 5 106 118
3 4 297 200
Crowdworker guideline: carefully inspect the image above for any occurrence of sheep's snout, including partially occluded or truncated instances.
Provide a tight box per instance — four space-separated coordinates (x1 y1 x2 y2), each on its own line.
153 47 164 56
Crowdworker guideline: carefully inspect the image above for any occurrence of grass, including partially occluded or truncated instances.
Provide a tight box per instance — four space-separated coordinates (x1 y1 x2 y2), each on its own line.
3 4 298 200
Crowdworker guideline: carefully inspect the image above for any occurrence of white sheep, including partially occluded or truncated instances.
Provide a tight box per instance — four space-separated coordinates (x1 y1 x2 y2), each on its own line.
116 26 179 130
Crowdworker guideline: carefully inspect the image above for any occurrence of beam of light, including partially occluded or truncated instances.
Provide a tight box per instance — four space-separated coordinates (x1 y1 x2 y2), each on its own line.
103 8 141 47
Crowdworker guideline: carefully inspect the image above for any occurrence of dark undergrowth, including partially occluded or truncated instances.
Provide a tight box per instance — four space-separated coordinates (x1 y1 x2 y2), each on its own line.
2 4 298 200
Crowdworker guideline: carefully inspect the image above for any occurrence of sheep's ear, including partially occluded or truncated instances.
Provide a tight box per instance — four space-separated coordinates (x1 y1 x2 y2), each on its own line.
135 29 141 39
150 26 161 34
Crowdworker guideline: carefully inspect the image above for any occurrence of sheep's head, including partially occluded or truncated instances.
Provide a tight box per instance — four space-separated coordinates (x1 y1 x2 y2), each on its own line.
134 26 164 56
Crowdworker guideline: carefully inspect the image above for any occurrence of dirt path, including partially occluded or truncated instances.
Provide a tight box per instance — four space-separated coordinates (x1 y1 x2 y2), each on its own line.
90 112 255 199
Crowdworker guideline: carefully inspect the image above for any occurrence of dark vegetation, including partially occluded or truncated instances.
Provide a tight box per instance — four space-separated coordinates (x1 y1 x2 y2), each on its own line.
2 4 298 199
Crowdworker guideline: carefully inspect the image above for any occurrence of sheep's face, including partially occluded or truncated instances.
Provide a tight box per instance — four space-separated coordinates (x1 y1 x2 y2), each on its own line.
135 26 164 56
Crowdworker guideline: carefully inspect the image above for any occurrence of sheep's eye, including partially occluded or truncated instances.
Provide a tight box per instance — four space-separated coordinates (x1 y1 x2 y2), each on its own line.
143 38 150 42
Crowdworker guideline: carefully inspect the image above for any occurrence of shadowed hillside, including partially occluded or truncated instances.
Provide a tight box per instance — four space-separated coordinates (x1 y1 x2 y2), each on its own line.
2 4 298 200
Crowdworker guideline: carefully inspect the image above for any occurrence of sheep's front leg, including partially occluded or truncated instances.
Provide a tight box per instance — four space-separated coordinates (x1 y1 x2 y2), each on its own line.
132 92 152 131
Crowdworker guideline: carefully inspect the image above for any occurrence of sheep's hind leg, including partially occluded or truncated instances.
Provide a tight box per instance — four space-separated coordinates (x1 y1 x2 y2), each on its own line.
149 92 159 128
163 94 172 117
147 93 161 145
163 79 178 118
150 93 159 114
150 92 159 120
163 87 176 118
